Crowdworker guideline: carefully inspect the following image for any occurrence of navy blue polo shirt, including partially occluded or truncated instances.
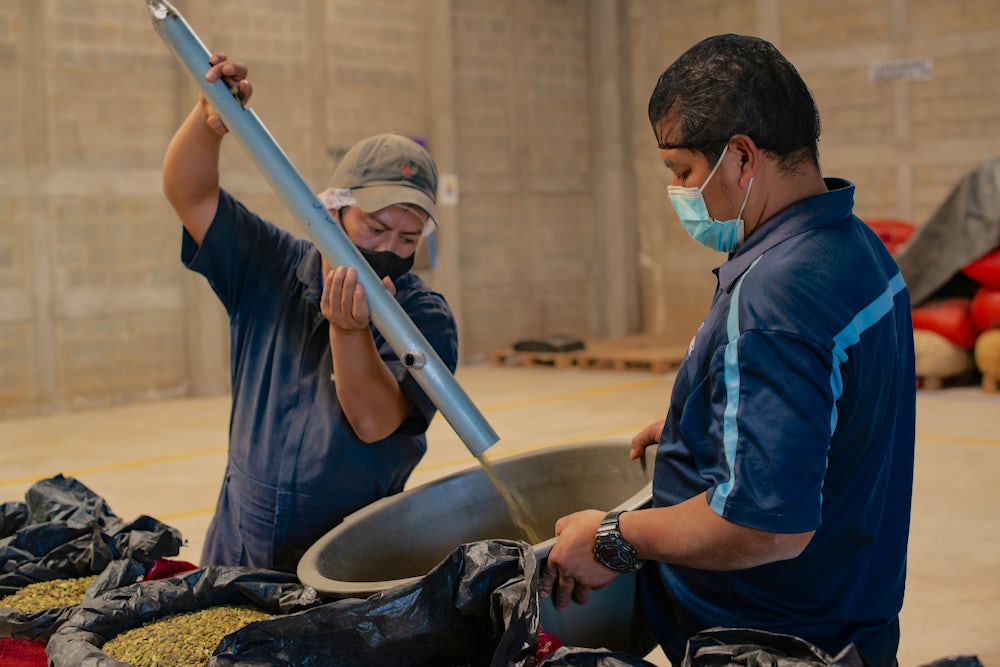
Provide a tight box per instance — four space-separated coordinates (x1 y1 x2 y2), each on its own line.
641 179 916 667
183 190 458 572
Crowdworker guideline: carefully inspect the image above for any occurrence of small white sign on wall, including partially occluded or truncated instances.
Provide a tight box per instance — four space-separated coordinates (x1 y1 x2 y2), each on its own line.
439 173 459 207
869 57 933 82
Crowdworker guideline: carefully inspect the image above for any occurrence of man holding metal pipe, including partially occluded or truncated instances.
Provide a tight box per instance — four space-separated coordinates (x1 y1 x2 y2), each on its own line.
539 35 915 667
162 54 457 572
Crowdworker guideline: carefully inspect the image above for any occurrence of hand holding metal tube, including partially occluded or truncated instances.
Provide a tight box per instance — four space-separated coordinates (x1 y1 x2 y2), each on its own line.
200 54 251 135
321 264 398 333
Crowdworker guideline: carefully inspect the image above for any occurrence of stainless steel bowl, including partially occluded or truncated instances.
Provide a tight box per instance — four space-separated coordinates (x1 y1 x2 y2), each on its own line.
297 440 657 655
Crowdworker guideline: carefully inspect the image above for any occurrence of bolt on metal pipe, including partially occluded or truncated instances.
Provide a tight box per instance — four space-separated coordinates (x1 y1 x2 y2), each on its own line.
146 0 498 457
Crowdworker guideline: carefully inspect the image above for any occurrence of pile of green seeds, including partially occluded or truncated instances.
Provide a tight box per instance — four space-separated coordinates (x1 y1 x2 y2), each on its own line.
102 605 272 666
0 575 97 614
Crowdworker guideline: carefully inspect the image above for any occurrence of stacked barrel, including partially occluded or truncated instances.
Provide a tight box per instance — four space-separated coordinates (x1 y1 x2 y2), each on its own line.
868 219 1000 392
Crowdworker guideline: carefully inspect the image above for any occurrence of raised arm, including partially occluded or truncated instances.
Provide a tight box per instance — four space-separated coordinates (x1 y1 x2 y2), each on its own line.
162 54 251 245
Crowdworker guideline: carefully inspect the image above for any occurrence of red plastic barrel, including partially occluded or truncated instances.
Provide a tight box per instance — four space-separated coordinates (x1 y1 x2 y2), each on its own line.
866 219 916 255
971 286 1000 331
911 298 981 349
962 246 1000 288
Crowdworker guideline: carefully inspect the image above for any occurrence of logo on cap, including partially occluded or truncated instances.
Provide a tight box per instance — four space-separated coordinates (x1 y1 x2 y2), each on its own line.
403 163 413 178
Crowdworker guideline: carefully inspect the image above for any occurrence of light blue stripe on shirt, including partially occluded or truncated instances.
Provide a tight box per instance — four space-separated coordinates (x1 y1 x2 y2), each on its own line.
828 271 907 434
711 257 762 515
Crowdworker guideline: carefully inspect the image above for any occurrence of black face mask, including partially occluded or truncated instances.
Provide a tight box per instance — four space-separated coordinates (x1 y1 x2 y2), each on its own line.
336 212 415 281
359 247 414 281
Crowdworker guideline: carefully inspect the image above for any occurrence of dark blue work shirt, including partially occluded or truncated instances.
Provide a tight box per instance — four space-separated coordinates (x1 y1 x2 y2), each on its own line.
641 179 916 667
183 190 458 572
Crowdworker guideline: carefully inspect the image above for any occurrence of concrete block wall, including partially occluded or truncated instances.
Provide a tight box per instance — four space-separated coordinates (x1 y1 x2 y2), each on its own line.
3 0 999 417
1 0 190 416
452 0 605 356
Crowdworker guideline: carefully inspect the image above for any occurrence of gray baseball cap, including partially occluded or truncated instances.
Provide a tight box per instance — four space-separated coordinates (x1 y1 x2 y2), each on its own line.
329 133 439 230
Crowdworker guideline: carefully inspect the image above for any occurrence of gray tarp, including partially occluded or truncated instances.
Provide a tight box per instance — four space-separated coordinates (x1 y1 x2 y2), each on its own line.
895 157 1000 306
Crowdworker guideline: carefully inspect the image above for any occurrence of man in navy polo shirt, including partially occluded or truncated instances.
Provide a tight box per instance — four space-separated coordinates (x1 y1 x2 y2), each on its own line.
162 54 457 572
540 35 915 667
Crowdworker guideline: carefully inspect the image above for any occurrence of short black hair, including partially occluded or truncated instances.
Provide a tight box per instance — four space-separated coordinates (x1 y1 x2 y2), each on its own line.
648 34 821 171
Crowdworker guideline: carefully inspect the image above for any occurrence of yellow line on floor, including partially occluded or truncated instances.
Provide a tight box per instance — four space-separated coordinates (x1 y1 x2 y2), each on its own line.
0 379 665 489
916 433 1000 447
159 427 997 523
108 426 1000 524
477 378 666 412
158 506 217 521
0 448 227 488
154 423 654 522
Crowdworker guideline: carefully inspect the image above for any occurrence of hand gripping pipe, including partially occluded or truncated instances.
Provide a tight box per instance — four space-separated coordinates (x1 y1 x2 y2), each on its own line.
146 0 498 457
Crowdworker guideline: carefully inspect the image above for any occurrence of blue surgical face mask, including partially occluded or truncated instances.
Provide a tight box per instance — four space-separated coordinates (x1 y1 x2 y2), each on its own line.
667 145 753 253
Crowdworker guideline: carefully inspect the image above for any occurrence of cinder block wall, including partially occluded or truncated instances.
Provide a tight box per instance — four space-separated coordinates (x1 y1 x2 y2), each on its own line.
1 0 192 416
2 0 999 417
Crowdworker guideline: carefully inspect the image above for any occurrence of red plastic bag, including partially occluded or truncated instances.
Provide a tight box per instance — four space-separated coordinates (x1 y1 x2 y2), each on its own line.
0 638 46 667
143 558 199 581
537 628 565 662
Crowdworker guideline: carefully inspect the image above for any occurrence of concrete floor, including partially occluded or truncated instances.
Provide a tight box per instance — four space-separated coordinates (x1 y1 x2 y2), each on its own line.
1 363 997 666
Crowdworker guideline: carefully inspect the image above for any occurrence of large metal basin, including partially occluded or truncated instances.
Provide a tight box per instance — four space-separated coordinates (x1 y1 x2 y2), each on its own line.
297 440 657 656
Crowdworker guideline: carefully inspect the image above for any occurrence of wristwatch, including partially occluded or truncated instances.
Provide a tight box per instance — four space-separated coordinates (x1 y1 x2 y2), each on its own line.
594 509 643 573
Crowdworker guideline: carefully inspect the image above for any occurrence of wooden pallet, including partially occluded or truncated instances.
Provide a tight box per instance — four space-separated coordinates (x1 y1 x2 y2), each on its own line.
490 348 580 368
491 335 688 373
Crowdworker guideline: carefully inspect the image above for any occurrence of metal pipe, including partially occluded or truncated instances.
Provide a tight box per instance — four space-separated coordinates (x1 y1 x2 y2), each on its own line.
146 0 498 457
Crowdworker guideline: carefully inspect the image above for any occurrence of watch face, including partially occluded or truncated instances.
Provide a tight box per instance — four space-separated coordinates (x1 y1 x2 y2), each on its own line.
596 534 640 573
598 545 632 571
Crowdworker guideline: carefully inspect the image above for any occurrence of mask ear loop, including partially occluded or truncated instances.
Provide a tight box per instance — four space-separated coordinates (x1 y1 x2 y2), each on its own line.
699 144 730 192
736 178 753 221
733 140 756 223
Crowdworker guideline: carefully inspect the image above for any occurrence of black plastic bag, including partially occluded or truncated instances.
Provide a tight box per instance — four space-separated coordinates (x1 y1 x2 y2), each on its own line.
1 475 183 641
538 646 657 666
48 539 650 667
681 628 865 667
45 565 322 666
0 501 29 537
919 658 984 667
1 475 182 595
213 540 538 667
0 559 150 642
0 602 78 645
25 474 120 529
